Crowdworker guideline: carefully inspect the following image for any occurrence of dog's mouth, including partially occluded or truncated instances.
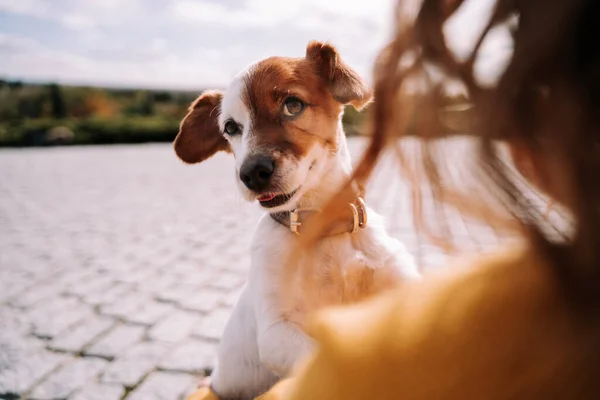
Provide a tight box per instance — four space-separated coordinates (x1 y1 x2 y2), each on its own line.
257 188 299 208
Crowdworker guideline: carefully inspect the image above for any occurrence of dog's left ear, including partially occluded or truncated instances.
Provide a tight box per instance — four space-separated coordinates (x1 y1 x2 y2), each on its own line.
306 41 372 110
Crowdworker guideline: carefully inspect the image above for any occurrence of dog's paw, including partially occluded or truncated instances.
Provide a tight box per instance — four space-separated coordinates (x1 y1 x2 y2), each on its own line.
255 378 295 400
198 376 211 388
186 386 220 400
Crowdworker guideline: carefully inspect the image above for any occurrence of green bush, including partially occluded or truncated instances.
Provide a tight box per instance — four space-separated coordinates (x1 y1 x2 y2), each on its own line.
75 117 177 144
0 117 180 147
1 110 372 147
0 119 71 146
342 105 368 136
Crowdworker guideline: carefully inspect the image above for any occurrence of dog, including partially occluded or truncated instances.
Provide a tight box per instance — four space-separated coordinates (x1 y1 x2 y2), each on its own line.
174 41 420 400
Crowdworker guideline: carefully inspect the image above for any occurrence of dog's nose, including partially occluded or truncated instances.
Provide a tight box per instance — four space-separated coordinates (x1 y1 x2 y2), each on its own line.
239 156 274 191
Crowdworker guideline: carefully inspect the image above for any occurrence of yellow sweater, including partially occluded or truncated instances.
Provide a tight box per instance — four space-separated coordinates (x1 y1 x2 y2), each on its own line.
192 246 600 400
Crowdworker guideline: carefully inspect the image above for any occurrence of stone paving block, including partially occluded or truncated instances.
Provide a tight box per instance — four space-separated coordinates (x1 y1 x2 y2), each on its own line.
0 334 68 396
159 340 216 374
0 274 30 303
192 309 231 342
31 302 91 339
125 371 196 400
82 282 134 306
220 257 252 274
147 311 200 343
48 315 116 353
65 274 114 299
101 341 170 387
135 273 178 294
115 266 157 284
10 283 63 308
53 270 98 292
99 293 148 319
155 284 198 304
173 288 224 314
146 253 180 272
125 301 175 326
29 357 108 400
0 305 31 335
68 383 125 400
221 287 244 308
205 271 245 291
84 324 146 360
26 297 81 323
167 263 204 279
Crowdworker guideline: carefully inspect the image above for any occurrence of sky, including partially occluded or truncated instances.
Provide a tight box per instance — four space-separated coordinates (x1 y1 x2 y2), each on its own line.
0 0 513 90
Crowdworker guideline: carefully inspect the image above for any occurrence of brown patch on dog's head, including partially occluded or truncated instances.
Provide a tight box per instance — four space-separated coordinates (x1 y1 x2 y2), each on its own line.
239 41 372 160
174 90 231 164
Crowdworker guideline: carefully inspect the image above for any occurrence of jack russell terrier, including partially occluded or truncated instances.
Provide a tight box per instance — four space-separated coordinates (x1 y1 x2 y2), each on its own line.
174 41 419 400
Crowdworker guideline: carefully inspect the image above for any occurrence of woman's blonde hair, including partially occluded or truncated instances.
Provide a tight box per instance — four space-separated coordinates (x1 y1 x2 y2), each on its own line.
302 0 600 306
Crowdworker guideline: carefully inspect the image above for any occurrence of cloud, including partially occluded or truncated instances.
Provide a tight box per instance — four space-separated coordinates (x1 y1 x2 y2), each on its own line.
170 1 279 27
0 0 510 89
166 0 394 78
0 33 96 80
0 0 152 30
0 33 231 89
170 0 392 29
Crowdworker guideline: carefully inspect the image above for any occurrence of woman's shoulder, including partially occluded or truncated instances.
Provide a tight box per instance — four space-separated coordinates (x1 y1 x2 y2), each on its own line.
306 243 562 366
268 244 581 400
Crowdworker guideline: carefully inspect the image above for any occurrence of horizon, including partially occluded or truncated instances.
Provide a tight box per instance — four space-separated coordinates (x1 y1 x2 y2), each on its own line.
0 76 217 92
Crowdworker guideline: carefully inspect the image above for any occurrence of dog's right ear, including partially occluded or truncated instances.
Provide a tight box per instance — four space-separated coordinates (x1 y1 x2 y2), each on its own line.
174 90 231 164
305 41 372 110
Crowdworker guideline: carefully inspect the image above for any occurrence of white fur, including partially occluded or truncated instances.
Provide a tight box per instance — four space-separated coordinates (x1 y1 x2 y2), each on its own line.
219 72 253 201
207 65 420 400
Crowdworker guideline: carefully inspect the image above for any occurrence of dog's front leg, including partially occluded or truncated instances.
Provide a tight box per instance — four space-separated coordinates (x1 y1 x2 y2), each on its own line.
251 223 315 379
209 286 279 400
256 319 314 378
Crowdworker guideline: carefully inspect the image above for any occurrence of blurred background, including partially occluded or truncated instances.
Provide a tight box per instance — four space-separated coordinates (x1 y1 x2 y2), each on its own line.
0 0 398 146
0 1 511 399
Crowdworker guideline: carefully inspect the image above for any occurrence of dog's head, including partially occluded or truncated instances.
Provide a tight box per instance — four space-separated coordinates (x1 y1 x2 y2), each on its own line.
174 41 371 211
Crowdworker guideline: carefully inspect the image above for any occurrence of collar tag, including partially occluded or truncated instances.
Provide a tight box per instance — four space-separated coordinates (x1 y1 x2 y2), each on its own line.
289 209 301 235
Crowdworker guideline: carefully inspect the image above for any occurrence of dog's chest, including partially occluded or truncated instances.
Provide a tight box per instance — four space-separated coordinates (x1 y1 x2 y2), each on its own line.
276 241 384 328
252 217 401 329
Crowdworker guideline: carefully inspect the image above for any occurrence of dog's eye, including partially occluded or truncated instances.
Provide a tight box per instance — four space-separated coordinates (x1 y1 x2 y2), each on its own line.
282 97 305 117
224 120 241 135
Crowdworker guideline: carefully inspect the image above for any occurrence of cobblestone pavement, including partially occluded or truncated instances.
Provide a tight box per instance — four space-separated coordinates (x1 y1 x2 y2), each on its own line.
0 138 500 399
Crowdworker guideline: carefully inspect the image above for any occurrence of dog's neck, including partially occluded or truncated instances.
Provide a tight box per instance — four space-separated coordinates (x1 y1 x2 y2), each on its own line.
271 122 368 236
268 124 368 236
296 125 354 211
